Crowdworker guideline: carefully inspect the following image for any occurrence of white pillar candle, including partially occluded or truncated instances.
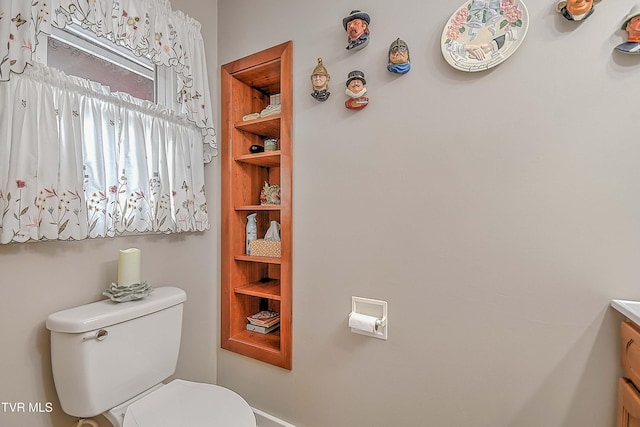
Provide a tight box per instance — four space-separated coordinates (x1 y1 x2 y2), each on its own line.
118 248 141 287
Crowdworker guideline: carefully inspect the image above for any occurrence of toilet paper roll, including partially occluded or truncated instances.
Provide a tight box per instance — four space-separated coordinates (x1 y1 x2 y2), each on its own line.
349 312 379 333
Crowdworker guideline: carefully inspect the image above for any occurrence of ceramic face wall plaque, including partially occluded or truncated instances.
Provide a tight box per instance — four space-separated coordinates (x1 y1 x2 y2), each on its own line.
311 58 331 101
387 38 411 74
556 0 601 22
345 70 368 110
616 5 640 54
343 10 370 51
441 0 529 72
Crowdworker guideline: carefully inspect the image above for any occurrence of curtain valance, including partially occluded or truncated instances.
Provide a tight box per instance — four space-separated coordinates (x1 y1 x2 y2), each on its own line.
0 0 217 161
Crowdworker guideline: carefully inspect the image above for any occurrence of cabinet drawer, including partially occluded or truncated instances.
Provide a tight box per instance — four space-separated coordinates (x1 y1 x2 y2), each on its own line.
622 321 640 385
619 378 640 427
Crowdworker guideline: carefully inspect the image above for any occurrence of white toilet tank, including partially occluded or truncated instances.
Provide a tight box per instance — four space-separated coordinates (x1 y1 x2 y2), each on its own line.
46 286 187 418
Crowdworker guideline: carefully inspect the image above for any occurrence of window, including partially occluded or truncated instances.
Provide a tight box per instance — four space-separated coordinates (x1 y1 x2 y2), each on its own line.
36 24 172 104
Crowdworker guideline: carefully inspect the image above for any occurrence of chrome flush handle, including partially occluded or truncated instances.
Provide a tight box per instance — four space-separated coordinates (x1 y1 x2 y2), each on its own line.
82 329 108 341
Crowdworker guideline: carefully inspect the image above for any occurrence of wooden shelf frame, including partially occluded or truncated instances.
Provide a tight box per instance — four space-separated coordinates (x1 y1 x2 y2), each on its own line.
220 41 293 370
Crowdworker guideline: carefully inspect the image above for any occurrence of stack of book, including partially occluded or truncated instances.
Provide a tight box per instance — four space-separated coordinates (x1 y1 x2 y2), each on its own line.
246 310 280 334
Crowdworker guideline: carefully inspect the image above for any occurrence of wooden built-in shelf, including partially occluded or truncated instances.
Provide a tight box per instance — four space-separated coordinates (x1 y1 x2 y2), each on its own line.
221 41 292 370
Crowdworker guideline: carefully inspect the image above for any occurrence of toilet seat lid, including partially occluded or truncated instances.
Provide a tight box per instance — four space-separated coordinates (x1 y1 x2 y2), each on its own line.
123 379 256 427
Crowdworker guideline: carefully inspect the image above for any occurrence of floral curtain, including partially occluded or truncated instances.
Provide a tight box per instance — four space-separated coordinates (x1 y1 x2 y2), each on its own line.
0 63 208 244
0 0 217 161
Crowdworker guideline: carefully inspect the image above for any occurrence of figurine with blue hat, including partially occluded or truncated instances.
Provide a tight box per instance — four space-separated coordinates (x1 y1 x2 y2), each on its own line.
616 5 640 54
343 10 370 51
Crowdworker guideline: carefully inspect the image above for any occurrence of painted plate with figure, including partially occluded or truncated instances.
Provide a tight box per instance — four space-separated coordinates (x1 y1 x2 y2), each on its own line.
441 0 529 72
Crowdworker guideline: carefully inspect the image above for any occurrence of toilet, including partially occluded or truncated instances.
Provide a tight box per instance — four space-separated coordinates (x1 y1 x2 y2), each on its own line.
46 286 256 427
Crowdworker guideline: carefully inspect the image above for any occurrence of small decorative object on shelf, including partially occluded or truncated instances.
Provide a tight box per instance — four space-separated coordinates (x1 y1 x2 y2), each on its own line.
242 112 261 121
246 213 257 255
265 220 281 241
260 103 281 117
557 0 600 21
260 182 281 205
345 70 368 110
250 221 281 258
247 322 280 334
247 310 280 327
616 5 640 54
387 38 411 74
250 144 264 153
311 58 331 102
343 10 370 51
264 138 278 151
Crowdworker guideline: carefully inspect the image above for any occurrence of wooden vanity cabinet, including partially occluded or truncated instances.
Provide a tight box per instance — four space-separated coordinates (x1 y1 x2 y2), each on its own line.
618 321 640 426
619 378 640 427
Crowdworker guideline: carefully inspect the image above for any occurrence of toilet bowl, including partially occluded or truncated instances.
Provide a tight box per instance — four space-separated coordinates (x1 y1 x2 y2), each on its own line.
104 379 256 427
46 287 256 427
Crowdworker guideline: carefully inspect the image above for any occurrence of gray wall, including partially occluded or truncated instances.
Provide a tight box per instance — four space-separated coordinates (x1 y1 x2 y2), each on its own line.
3 1 640 426
216 1 639 426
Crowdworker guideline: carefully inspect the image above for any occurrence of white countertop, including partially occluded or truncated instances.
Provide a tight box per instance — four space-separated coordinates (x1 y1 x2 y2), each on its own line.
611 299 640 327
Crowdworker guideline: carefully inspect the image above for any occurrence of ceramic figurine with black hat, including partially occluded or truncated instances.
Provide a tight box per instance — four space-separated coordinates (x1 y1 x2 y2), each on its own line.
345 70 368 110
343 10 370 51
616 5 640 54
311 58 331 101
387 38 411 74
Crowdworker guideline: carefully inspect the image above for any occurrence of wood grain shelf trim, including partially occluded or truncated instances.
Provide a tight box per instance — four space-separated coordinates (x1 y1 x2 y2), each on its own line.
234 255 282 264
234 204 281 211
235 280 281 299
235 151 281 167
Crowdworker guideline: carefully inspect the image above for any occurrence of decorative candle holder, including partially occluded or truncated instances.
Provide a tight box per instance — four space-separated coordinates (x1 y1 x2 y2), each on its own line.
103 282 153 302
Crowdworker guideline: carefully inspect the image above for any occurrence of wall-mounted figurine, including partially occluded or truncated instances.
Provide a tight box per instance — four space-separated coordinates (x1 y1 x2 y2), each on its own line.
310 58 331 102
556 0 601 22
616 5 640 54
387 38 411 74
345 70 368 110
343 10 370 51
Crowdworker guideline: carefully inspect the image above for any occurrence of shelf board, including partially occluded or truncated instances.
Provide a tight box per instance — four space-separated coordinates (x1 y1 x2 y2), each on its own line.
234 116 280 139
235 204 281 211
235 255 282 264
231 58 282 94
235 151 281 167
235 279 281 300
230 329 281 353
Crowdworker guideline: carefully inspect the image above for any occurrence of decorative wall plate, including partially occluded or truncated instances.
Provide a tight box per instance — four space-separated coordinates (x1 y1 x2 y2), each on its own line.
441 0 529 72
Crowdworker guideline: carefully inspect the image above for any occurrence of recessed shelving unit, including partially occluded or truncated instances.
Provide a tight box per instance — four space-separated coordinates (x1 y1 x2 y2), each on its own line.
220 41 293 369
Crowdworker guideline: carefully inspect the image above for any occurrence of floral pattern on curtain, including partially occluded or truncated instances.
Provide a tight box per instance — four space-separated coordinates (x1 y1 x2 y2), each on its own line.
0 63 208 244
0 0 217 161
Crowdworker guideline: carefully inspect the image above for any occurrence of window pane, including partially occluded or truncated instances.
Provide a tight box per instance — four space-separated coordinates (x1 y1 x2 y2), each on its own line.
47 38 155 102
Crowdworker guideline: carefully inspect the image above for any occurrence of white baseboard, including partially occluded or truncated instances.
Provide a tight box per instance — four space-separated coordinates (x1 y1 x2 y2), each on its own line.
252 407 297 427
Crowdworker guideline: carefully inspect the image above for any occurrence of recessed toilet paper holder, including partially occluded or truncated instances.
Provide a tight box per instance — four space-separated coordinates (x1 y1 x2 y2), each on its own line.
349 296 388 340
